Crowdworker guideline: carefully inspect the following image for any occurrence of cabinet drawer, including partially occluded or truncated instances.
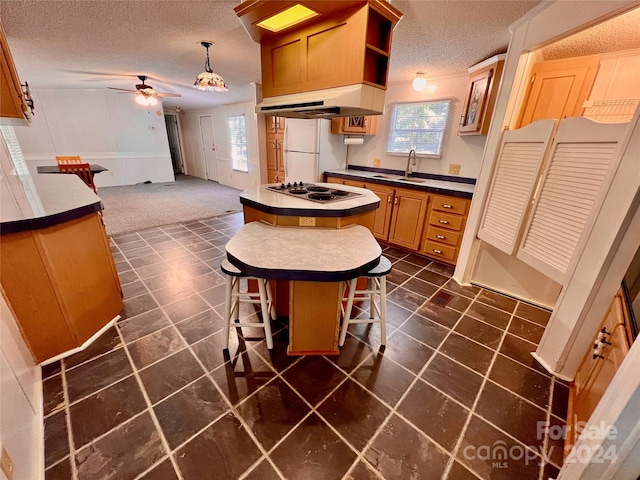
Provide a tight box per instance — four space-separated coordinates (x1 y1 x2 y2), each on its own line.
426 226 460 247
423 240 456 262
429 211 464 231
432 195 468 215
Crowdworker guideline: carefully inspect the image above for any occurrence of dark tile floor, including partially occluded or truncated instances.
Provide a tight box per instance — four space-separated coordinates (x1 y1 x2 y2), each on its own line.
42 213 567 480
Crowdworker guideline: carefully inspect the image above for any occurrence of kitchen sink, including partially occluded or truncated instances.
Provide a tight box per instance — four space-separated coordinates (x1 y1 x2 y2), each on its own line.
373 174 426 184
373 174 403 180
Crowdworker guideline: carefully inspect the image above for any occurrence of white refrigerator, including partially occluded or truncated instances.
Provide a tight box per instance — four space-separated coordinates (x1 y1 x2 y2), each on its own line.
283 118 348 183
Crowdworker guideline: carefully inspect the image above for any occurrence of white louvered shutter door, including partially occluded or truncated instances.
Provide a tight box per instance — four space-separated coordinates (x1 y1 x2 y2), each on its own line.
478 119 558 255
516 117 630 283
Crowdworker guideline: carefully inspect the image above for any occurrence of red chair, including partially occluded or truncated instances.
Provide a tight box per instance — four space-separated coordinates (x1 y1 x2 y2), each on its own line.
58 163 97 193
55 155 82 165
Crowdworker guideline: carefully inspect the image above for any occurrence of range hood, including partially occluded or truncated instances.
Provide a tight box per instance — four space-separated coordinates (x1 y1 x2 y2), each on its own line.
255 84 385 119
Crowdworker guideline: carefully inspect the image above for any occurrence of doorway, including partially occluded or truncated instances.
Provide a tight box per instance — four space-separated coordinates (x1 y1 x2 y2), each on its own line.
199 115 219 182
164 113 184 174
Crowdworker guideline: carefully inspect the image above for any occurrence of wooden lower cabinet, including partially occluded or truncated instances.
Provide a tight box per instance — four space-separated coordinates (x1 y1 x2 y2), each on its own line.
388 188 430 250
366 183 394 241
0 212 123 363
565 290 631 457
326 175 472 264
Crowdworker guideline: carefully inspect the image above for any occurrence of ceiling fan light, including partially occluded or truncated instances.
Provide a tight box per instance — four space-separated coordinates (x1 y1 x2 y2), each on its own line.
135 93 150 106
148 96 158 106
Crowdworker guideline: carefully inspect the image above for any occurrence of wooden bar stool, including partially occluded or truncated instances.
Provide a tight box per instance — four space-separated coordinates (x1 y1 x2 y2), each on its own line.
221 259 276 350
339 256 392 347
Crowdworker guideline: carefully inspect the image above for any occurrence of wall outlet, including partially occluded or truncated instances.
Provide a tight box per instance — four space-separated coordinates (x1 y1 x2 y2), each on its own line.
299 217 316 227
373 158 381 167
448 164 461 175
1 445 13 480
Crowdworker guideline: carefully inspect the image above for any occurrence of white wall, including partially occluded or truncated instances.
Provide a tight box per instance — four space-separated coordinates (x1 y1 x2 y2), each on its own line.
344 73 488 179
0 135 44 480
180 101 260 191
12 89 175 187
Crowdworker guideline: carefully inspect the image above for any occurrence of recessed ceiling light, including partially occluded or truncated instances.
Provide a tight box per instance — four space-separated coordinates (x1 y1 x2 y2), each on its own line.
256 4 319 33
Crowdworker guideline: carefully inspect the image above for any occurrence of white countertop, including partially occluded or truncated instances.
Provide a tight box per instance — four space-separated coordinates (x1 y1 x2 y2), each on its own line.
226 221 381 281
325 169 476 196
239 182 380 212
1 172 101 225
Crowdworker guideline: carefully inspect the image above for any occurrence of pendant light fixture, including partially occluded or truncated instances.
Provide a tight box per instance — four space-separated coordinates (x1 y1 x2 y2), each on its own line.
194 41 228 92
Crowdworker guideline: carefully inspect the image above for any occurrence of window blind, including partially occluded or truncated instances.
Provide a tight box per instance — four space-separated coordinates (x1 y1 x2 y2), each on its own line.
228 115 248 172
387 100 451 156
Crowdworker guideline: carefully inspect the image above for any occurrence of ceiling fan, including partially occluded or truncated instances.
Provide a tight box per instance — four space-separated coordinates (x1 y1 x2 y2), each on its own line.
108 75 181 105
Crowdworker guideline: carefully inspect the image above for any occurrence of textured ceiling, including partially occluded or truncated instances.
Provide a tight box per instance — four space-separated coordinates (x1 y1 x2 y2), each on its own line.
0 0 559 111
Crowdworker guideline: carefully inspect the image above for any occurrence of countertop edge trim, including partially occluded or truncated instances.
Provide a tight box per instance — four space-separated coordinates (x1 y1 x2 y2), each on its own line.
0 201 103 235
227 253 381 282
239 197 380 217
325 172 474 199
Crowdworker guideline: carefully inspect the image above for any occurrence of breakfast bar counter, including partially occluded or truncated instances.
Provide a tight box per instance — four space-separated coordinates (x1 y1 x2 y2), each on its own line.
226 222 381 355
236 183 381 355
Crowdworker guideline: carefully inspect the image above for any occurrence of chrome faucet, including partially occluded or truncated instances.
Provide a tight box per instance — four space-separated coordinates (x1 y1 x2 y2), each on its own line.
405 149 417 178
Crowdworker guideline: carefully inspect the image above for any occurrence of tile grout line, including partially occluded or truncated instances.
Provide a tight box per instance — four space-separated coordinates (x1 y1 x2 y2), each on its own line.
59 360 79 480
114 324 187 480
339 275 485 479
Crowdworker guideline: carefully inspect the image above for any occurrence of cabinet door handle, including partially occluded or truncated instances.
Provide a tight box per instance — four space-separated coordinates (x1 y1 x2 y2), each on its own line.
433 249 443 254
442 204 453 209
387 195 391 203
394 197 398 205
439 219 449 224
436 235 446 239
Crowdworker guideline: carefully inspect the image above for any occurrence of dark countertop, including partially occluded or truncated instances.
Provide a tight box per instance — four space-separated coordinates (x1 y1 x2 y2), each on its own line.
1 173 102 234
324 167 475 199
239 183 380 218
37 164 108 175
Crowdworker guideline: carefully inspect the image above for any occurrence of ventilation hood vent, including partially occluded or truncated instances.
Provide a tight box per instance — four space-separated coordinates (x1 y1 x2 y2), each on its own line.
256 84 385 119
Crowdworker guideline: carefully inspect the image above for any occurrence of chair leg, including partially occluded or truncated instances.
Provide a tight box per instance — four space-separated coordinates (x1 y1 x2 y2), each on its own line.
265 280 277 321
223 275 233 350
379 276 387 346
257 279 274 349
339 278 358 347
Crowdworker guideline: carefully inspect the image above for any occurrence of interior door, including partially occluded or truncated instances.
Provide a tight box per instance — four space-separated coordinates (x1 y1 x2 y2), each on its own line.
516 55 600 128
164 114 184 174
199 115 218 182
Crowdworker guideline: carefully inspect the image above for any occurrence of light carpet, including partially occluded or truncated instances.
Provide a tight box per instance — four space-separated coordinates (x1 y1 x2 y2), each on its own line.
98 175 243 236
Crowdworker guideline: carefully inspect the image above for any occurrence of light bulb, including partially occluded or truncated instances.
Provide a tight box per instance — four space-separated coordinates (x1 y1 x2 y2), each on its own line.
148 97 158 106
413 73 427 92
136 94 149 106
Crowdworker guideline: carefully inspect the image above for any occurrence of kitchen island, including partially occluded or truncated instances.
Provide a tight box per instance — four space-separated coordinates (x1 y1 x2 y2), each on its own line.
237 183 380 355
0 171 123 363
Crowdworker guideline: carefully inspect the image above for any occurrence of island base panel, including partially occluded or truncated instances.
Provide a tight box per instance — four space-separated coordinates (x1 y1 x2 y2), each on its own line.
288 281 342 355
0 213 123 363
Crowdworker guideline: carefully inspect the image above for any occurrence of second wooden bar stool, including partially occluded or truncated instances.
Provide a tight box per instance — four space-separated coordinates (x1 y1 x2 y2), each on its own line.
220 259 276 350
339 255 392 348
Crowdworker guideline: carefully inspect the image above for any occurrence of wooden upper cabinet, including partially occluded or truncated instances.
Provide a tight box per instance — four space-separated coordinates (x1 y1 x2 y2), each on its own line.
459 55 505 136
254 1 401 98
331 116 378 135
516 55 600 128
0 23 31 125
